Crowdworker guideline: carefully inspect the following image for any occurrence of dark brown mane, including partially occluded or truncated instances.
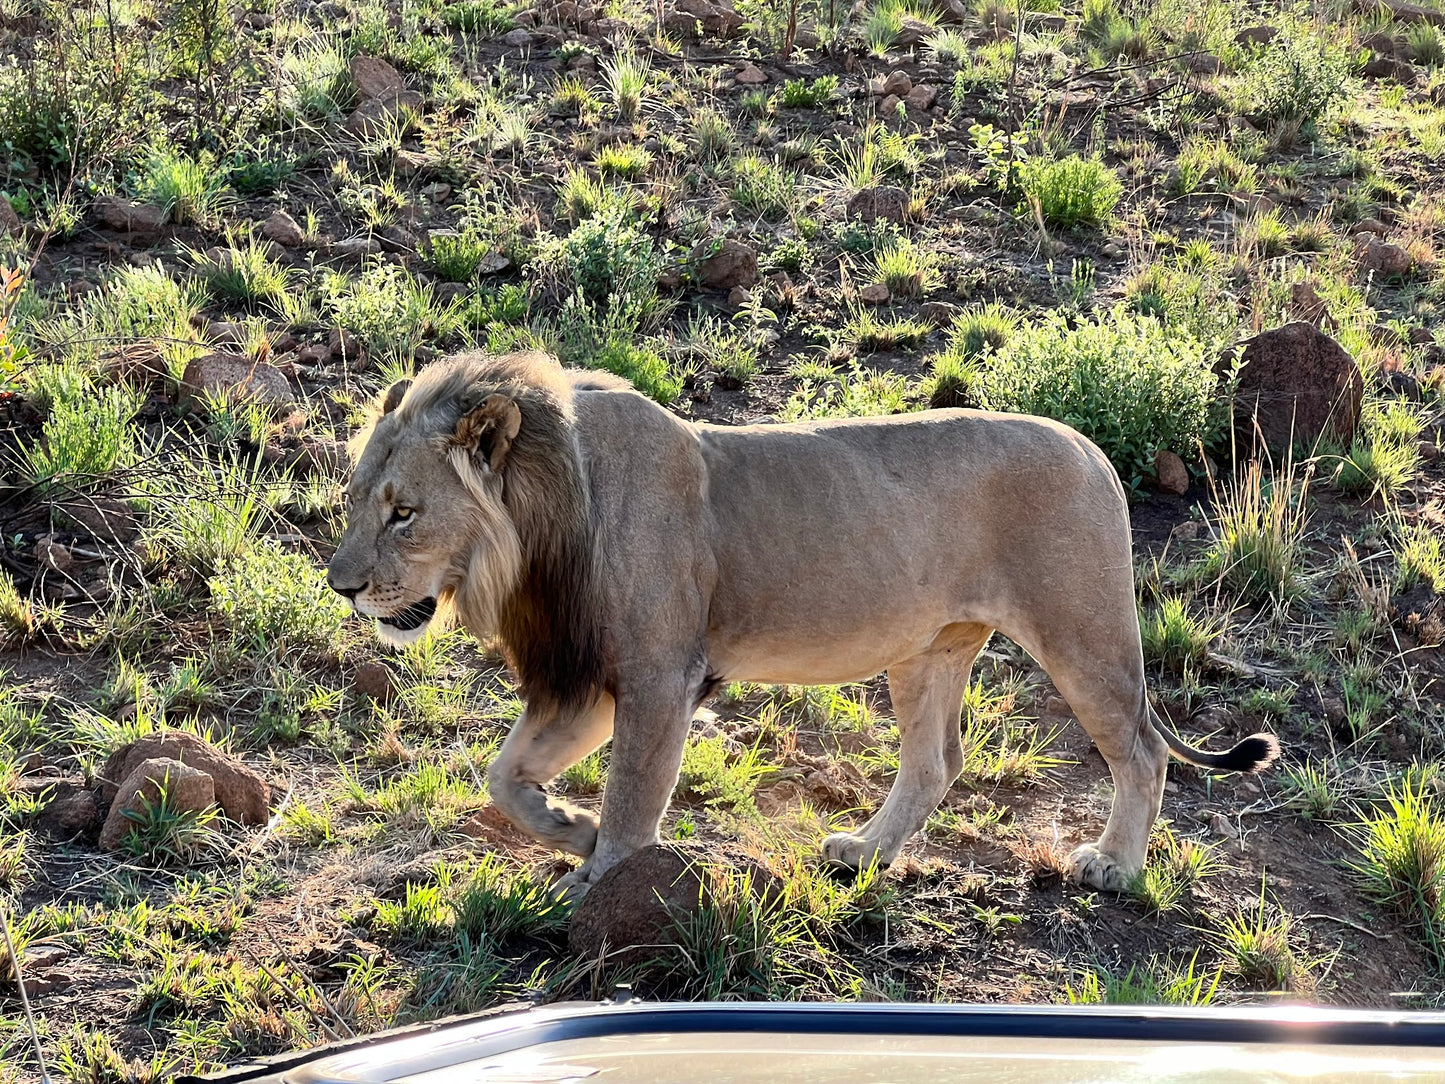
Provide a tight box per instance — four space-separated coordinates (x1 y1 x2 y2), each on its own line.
413 351 607 712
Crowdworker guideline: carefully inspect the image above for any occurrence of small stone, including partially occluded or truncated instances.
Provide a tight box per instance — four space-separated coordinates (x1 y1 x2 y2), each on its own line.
869 76 887 95
477 251 513 275
1420 440 1439 461
0 198 20 237
882 70 913 97
735 62 767 85
1234 25 1278 46
297 343 332 366
180 353 293 408
421 182 452 203
345 90 423 137
1208 812 1238 839
22 972 66 998
330 327 362 361
858 282 891 304
35 785 99 840
1357 238 1412 277
1043 695 1070 715
846 185 910 225
728 285 753 306
1155 449 1189 495
501 27 533 45
93 195 168 244
1354 216 1390 237
905 84 937 110
919 300 961 327
349 55 404 102
1170 520 1205 543
1408 326 1436 346
1362 56 1417 81
333 235 382 257
100 756 215 851
205 320 245 346
354 661 398 703
880 93 903 114
261 209 305 247
1187 52 1223 74
689 238 759 290
896 15 933 45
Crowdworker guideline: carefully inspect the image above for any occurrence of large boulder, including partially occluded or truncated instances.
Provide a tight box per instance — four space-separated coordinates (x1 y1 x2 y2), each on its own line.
101 730 269 825
689 238 759 290
99 757 215 850
1231 322 1364 454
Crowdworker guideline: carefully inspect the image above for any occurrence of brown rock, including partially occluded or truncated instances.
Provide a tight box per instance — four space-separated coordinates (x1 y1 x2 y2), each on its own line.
1362 55 1417 81
101 731 269 825
1353 217 1389 237
0 198 20 237
94 195 168 244
1154 449 1189 495
53 495 137 543
100 757 215 851
1233 322 1364 454
1208 812 1238 839
847 185 910 225
349 55 404 102
896 15 933 45
1187 53 1223 74
919 300 960 327
345 91 424 137
261 209 305 247
288 437 348 479
330 326 363 361
568 845 780 967
1357 238 1413 277
35 784 99 840
882 70 913 97
1361 31 1401 55
354 661 398 703
905 84 937 110
1288 281 1336 329
1362 0 1445 25
1420 440 1439 461
689 238 759 290
180 353 293 407
1234 25 1278 46
858 282 891 304
727 285 753 306
735 62 767 85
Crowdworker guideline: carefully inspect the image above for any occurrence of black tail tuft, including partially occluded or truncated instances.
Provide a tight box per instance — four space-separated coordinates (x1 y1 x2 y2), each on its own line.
1221 732 1281 774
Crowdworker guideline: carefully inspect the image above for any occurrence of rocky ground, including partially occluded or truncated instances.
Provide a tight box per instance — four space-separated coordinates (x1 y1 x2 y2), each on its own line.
3 0 1445 1078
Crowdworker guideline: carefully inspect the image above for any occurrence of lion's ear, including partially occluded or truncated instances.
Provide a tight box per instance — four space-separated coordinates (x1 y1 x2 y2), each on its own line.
380 379 412 415
454 392 522 472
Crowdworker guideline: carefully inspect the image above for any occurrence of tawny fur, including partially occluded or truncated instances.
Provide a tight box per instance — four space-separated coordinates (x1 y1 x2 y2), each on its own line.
330 351 1280 900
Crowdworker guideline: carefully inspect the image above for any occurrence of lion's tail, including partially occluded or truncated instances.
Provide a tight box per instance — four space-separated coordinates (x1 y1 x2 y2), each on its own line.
1149 708 1280 773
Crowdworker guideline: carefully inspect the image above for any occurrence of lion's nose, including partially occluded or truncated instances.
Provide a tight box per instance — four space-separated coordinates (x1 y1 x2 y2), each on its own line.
327 574 369 600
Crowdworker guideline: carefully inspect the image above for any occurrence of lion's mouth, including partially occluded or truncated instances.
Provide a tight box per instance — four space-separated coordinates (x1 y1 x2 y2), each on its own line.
379 596 438 632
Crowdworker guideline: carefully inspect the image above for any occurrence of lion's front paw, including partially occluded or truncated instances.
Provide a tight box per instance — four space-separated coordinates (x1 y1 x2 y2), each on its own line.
821 831 885 871
1065 842 1134 893
553 807 600 858
552 862 597 903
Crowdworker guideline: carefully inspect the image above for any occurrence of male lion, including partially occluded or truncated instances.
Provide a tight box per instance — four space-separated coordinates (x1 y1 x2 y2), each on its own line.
329 350 1279 898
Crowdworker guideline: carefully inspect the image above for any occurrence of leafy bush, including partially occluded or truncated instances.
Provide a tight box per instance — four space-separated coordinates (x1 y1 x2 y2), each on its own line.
1019 154 1122 231
975 308 1216 487
209 543 347 659
1243 27 1349 128
560 208 662 310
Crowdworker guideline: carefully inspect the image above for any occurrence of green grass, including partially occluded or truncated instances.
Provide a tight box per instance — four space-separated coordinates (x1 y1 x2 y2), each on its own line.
1019 154 1122 231
1346 777 1445 968
1205 459 1310 605
24 383 143 494
134 148 232 227
1139 596 1221 673
1064 952 1223 1005
676 735 776 814
190 235 291 306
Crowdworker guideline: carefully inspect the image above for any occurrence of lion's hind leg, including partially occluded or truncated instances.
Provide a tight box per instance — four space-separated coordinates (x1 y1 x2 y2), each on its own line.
823 625 991 872
486 693 615 857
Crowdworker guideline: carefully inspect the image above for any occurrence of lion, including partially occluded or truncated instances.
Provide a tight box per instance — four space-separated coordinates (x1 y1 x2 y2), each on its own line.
328 350 1279 898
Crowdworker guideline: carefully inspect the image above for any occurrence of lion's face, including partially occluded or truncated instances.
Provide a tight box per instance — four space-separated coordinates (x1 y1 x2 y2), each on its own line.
328 379 524 647
328 422 474 645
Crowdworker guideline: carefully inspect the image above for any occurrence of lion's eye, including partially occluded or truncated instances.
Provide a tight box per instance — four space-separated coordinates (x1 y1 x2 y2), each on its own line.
390 507 415 525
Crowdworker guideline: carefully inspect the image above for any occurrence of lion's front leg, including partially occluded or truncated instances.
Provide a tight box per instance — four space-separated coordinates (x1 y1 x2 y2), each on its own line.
554 679 693 900
487 693 615 856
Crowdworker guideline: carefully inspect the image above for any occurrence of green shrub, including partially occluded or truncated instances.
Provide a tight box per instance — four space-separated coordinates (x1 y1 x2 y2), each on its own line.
25 384 143 493
443 0 516 34
424 230 492 283
1243 27 1349 128
1019 154 1122 231
780 76 839 108
976 308 1216 487
209 543 347 660
589 338 680 404
561 208 661 310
